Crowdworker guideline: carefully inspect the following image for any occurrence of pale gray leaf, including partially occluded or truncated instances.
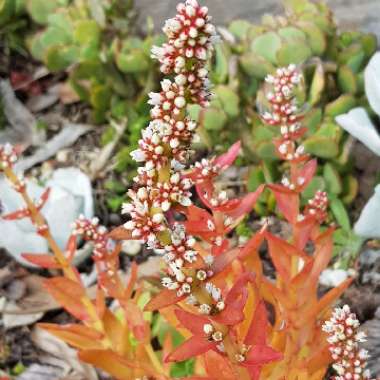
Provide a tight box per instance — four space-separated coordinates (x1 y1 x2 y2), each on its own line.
365 52 380 116
354 184 380 238
336 107 380 156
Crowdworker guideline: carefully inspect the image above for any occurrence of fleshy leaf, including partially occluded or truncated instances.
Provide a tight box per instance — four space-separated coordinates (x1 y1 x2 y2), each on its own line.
22 253 61 269
165 335 214 363
43 277 89 321
245 345 283 366
144 289 185 312
336 107 380 156
269 184 300 224
215 141 241 168
204 350 238 380
79 349 134 380
364 52 380 116
245 301 268 346
39 323 103 350
354 184 380 238
175 309 210 335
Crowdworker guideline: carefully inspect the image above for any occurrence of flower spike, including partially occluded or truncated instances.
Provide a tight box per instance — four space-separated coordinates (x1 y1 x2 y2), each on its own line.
323 305 375 380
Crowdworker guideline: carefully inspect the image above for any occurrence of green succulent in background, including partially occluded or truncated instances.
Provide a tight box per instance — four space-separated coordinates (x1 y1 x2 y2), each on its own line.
26 0 162 123
0 0 29 54
194 0 376 267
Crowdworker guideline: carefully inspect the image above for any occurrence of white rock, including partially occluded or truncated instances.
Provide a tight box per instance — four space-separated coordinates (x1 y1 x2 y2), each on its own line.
319 268 349 287
0 168 93 266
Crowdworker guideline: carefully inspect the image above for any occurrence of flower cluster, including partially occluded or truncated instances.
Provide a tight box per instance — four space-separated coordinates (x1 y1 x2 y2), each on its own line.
124 0 216 254
151 0 217 106
305 190 329 222
72 215 108 259
262 65 308 163
0 143 18 169
323 305 375 380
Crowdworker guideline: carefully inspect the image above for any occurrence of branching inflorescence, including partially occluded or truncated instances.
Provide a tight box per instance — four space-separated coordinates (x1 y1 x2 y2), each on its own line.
323 306 375 380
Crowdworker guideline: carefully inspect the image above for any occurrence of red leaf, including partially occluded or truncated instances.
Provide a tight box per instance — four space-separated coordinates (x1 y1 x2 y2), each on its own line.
245 345 283 366
144 289 185 311
165 335 214 363
269 184 299 224
175 309 210 335
223 185 264 221
291 159 317 192
65 234 78 261
239 228 266 259
2 208 30 220
204 350 238 380
38 188 51 210
215 141 241 169
22 253 61 269
245 301 268 346
293 216 316 250
213 273 253 325
211 247 239 276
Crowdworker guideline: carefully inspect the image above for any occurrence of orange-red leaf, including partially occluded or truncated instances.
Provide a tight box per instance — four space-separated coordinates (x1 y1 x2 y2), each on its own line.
38 323 103 350
204 350 238 380
269 184 299 224
22 253 61 269
245 301 268 346
108 226 134 241
44 277 89 321
79 349 134 380
2 208 30 220
144 289 185 311
165 335 214 363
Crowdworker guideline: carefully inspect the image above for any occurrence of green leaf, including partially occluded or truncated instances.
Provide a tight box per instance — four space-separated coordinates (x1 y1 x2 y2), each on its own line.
203 106 228 130
211 44 229 84
74 20 100 46
116 50 150 73
0 0 15 26
323 163 342 195
214 86 240 118
277 42 312 66
325 94 356 117
251 32 282 64
302 176 326 201
239 52 274 79
298 22 326 55
337 65 357 94
44 45 78 71
330 197 351 231
26 0 67 25
278 26 306 43
228 19 252 40
309 62 325 106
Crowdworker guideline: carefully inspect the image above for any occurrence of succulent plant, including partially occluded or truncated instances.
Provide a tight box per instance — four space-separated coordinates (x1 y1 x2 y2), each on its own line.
337 52 380 240
26 0 160 124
